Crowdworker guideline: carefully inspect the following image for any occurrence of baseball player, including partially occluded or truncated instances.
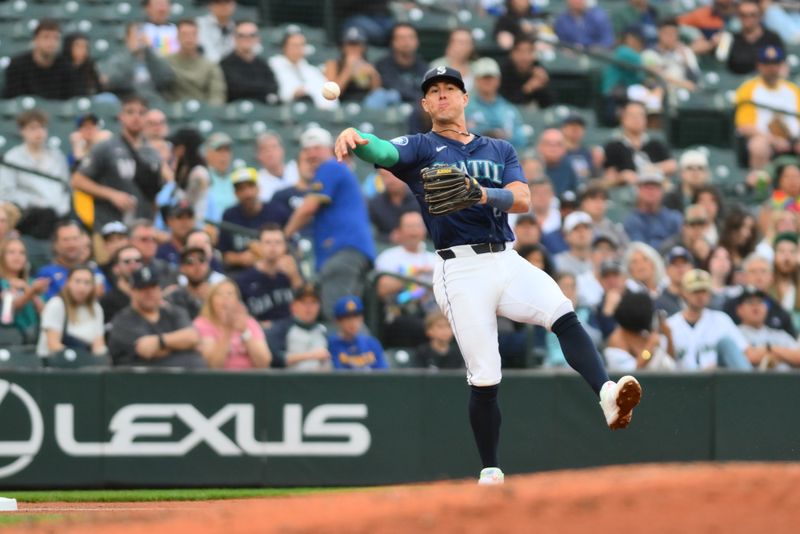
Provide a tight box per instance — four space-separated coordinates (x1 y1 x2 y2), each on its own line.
334 66 642 485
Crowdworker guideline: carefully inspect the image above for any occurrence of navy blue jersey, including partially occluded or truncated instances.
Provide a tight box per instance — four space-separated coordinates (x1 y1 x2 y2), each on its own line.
235 268 294 322
380 132 525 249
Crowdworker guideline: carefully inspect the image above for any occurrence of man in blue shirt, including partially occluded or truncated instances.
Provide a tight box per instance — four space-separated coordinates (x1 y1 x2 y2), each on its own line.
555 0 615 50
465 58 528 150
283 127 376 320
623 169 683 250
36 220 107 300
537 128 580 196
204 132 236 223
218 167 291 271
328 296 388 371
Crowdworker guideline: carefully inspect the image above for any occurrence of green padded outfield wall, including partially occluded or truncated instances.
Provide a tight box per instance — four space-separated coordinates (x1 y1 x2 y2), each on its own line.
0 371 797 488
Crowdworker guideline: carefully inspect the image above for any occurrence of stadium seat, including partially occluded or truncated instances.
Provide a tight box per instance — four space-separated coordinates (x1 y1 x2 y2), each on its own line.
385 348 416 369
670 91 733 148
0 345 41 370
0 326 25 348
45 349 112 370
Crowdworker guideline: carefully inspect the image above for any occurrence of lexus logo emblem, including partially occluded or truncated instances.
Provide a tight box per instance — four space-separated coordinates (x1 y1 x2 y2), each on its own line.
0 379 44 479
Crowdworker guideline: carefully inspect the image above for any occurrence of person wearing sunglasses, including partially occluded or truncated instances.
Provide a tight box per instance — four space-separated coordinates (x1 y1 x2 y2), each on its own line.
727 0 784 75
220 20 278 103
99 245 145 326
164 247 220 320
664 150 713 212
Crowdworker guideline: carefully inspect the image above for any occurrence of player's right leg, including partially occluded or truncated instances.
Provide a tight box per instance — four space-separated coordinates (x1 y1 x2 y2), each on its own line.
496 249 642 429
432 254 505 482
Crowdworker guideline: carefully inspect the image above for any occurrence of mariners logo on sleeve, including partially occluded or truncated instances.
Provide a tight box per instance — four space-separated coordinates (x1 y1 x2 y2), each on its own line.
390 136 409 146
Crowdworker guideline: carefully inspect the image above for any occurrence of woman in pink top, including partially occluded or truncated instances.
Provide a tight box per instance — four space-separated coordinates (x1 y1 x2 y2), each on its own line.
194 280 271 369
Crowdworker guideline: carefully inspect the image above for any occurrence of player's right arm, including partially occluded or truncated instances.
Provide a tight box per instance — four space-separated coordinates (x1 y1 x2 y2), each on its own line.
335 127 399 167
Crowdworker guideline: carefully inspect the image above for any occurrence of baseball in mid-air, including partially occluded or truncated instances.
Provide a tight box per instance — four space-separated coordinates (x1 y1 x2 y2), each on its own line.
322 81 341 100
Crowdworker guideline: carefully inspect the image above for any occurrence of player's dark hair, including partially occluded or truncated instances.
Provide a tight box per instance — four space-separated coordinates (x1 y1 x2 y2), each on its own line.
774 163 800 192
512 33 536 50
16 108 49 129
176 19 198 29
389 22 417 44
53 219 84 242
621 99 647 115
614 290 654 333
690 185 724 221
120 94 150 109
34 19 60 37
517 243 554 276
657 18 679 29
258 223 285 239
111 245 141 266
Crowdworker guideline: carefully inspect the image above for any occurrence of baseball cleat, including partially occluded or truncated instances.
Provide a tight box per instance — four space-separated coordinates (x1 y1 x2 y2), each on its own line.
599 375 642 430
478 467 505 485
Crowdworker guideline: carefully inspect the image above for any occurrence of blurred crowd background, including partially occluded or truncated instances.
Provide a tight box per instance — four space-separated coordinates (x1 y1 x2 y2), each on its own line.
2 0 800 373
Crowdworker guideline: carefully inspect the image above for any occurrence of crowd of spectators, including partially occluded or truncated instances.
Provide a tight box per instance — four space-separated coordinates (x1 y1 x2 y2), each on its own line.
2 0 800 374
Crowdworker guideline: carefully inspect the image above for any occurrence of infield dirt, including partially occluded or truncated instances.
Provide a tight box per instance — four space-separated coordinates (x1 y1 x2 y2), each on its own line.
4 463 799 533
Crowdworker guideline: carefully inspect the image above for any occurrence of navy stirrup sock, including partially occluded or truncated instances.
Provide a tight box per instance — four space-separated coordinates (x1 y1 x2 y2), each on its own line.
552 312 610 395
469 384 501 468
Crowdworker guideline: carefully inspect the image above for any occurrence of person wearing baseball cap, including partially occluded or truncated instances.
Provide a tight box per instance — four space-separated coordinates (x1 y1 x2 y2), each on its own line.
266 283 331 370
655 246 695 316
218 166 291 272
465 57 528 149
623 167 683 251
659 204 711 261
108 265 206 368
97 221 131 281
205 131 236 223
735 284 800 371
323 26 383 106
156 198 196 266
555 211 594 277
576 233 620 310
665 268 753 370
328 295 389 370
734 43 800 168
283 125 376 321
561 113 599 182
664 150 711 212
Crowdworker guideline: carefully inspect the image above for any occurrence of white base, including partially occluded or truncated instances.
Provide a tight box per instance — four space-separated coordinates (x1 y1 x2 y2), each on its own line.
0 497 17 511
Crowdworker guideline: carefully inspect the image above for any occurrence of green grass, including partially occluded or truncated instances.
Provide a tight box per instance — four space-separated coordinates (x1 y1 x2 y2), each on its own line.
4 487 347 503
0 514 62 526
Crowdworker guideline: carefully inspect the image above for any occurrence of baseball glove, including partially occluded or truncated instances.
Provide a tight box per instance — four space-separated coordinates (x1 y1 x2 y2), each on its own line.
421 164 483 215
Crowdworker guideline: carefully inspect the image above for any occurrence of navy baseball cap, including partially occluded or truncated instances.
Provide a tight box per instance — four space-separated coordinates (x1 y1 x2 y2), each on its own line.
163 197 195 219
737 285 769 305
334 295 364 319
758 45 785 64
130 266 160 289
666 246 694 265
421 66 466 94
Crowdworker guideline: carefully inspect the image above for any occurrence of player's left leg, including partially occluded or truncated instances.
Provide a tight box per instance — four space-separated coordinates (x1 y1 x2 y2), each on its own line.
495 249 642 428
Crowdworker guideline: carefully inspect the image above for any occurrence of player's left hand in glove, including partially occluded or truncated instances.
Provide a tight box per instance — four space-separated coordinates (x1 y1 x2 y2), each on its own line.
421 164 483 215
